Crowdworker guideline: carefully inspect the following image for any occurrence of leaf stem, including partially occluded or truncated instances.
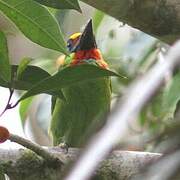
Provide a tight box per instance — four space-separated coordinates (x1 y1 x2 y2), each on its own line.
0 88 15 117
0 72 20 117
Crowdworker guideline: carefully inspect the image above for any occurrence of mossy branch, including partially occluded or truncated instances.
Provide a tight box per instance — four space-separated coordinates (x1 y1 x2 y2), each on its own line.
0 147 160 180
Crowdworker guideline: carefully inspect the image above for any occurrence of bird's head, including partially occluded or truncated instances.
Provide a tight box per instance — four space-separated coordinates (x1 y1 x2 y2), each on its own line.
67 20 97 53
67 32 81 52
65 20 108 68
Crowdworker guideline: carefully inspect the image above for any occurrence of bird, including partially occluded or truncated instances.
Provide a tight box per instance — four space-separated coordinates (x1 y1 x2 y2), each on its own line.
50 19 111 147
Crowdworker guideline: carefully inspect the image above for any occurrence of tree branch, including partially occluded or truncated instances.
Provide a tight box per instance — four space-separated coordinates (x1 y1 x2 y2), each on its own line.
81 0 180 44
0 147 160 180
8 134 62 166
135 150 180 180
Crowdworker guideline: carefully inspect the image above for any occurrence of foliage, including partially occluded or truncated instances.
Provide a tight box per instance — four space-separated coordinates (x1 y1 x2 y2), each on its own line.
34 0 81 12
0 0 120 128
19 64 119 101
0 0 67 54
0 31 11 82
0 1 179 179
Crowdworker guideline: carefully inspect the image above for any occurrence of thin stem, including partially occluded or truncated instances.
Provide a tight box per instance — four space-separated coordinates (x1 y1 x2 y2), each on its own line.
0 88 14 117
9 134 63 166
7 100 20 109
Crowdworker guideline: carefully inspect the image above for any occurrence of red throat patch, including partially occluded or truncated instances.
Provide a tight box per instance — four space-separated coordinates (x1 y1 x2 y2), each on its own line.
72 48 108 69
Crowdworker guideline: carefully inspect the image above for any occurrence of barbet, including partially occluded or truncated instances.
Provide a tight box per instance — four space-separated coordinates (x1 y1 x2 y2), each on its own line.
50 20 111 147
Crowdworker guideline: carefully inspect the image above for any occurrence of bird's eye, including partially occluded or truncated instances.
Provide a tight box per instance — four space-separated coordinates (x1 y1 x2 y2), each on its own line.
67 42 71 48
67 39 73 52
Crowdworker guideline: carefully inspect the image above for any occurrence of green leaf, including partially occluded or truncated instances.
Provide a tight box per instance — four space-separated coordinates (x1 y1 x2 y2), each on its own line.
19 97 34 126
139 107 148 126
163 72 180 118
0 0 68 54
139 91 164 128
34 0 81 12
93 10 105 33
19 64 120 101
13 65 51 90
0 65 64 99
17 57 32 80
0 31 11 82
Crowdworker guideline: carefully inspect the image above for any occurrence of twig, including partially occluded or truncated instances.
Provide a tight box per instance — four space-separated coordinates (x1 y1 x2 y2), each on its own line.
8 134 63 166
65 41 180 180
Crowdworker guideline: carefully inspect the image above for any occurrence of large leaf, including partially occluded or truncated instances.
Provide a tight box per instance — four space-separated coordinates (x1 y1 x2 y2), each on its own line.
0 0 67 54
163 72 180 118
19 96 34 126
34 0 81 12
19 64 120 101
0 65 64 99
0 31 11 82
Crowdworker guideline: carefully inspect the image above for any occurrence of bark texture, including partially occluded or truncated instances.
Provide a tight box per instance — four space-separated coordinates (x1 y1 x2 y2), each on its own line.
0 148 160 180
81 0 180 44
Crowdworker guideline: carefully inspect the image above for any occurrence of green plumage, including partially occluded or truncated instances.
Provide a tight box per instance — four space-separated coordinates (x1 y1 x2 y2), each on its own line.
50 72 111 146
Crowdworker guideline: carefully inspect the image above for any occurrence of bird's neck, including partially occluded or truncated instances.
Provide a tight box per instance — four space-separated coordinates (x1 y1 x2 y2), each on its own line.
71 48 108 69
73 48 101 61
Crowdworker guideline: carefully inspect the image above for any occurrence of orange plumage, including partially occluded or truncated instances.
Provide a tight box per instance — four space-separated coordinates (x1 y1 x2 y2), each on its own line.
71 48 108 69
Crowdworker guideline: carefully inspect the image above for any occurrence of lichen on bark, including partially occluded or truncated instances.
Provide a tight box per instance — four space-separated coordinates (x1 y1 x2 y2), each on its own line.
0 150 62 180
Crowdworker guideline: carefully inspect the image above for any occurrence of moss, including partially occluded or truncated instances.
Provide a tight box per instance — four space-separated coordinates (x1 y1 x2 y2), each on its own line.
0 160 13 173
92 161 119 180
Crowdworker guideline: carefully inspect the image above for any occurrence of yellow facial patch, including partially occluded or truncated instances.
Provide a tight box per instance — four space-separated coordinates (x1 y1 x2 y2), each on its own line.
69 32 81 40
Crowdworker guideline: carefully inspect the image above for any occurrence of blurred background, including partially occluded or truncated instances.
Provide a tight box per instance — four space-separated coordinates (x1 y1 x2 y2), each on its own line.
0 2 172 153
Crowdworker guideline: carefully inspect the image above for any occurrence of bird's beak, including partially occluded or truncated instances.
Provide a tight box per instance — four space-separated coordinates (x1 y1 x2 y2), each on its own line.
75 19 97 51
